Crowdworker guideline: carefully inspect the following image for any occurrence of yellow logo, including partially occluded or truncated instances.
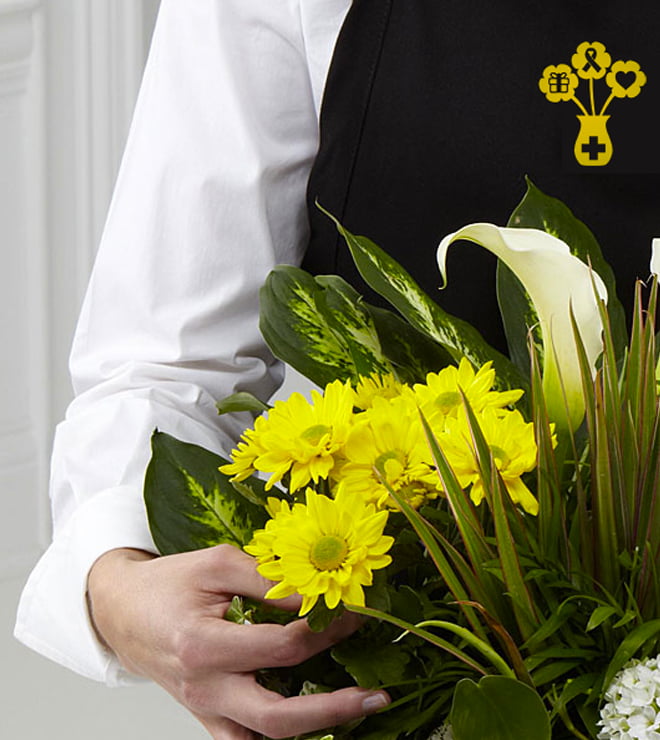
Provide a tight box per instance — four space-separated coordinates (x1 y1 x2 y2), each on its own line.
539 42 646 166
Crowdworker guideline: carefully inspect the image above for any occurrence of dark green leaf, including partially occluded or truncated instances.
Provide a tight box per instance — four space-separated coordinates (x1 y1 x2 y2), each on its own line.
496 261 541 378
144 431 267 554
366 304 455 384
450 676 551 740
260 266 357 386
306 600 344 633
332 640 410 688
530 660 583 687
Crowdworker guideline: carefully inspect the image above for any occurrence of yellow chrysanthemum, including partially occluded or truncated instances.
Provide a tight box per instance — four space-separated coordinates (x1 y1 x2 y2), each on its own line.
218 415 269 483
410 358 523 428
353 373 407 410
220 379 356 492
254 488 393 615
440 407 540 515
334 395 442 510
244 497 299 564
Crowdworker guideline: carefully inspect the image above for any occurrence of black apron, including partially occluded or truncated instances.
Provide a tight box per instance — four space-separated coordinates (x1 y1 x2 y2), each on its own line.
303 0 660 349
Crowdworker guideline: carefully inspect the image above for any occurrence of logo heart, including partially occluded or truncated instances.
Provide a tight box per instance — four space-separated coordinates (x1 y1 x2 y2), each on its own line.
615 70 637 90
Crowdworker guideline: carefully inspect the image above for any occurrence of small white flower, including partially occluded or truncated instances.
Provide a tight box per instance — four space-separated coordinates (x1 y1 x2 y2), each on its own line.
598 656 660 739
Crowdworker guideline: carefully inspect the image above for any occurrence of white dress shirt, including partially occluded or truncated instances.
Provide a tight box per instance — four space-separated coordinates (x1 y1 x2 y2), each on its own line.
15 0 351 686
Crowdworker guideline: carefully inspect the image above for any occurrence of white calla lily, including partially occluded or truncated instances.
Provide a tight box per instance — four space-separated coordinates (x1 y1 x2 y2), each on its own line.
652 238 660 277
437 224 607 430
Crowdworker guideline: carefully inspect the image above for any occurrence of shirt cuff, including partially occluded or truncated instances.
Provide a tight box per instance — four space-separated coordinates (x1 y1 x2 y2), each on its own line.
14 485 156 686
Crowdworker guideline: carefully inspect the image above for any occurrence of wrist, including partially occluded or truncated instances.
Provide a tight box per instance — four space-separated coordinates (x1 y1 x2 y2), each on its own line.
87 548 155 650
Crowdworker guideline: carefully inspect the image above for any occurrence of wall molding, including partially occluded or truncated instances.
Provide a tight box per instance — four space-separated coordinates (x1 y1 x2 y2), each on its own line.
0 0 155 578
0 1 36 91
0 0 48 578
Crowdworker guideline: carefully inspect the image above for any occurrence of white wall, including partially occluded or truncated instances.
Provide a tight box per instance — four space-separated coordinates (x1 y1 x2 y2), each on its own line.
0 2 207 736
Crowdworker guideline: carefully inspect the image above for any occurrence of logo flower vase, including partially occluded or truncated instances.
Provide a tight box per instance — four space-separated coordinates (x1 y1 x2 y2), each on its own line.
539 41 647 168
574 114 612 166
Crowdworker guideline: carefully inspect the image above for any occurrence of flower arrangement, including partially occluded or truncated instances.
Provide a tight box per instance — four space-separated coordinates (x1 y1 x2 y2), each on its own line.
144 179 660 739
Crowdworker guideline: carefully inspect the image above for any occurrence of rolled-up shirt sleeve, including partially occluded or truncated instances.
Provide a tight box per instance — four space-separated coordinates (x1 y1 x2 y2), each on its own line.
15 0 349 685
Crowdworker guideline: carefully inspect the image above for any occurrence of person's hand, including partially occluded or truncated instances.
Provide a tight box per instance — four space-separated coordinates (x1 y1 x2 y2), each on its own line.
87 544 390 739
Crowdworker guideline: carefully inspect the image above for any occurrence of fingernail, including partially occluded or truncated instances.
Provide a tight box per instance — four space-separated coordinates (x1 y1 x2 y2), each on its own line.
362 692 390 714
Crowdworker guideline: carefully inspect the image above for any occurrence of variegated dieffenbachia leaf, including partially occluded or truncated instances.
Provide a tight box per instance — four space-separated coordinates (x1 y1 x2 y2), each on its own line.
319 207 526 393
314 275 392 379
366 304 455 384
500 177 627 375
144 431 268 555
260 265 394 387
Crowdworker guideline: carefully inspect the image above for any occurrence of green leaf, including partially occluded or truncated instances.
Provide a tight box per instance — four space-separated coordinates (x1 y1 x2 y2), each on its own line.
224 596 250 625
602 619 660 691
144 431 267 554
229 473 281 509
332 639 411 688
366 303 455 384
216 392 270 416
314 275 393 379
450 676 551 740
496 261 541 378
586 605 618 632
381 477 489 639
530 660 583 687
260 266 358 387
346 603 488 676
460 396 539 641
260 266 399 388
612 611 638 629
306 600 344 633
320 205 527 394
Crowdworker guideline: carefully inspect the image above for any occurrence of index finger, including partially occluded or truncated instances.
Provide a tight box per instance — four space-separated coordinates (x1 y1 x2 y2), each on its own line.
196 608 362 674
196 544 298 607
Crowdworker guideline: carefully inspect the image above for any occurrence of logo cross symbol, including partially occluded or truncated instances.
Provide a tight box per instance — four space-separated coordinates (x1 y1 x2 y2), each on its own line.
581 135 607 161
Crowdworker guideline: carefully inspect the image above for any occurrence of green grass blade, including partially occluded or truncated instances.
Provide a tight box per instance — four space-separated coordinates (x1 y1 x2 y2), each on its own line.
383 480 488 638
346 604 489 676
459 395 540 641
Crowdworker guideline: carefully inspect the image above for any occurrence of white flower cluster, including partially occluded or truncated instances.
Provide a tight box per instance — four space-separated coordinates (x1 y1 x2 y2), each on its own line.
428 722 454 740
598 656 660 739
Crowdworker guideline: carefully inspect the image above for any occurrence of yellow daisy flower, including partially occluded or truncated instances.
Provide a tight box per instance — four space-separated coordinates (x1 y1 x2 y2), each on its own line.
411 358 523 428
254 488 394 615
335 394 442 510
244 497 299 564
440 407 540 515
221 379 356 492
218 414 268 483
354 373 407 410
